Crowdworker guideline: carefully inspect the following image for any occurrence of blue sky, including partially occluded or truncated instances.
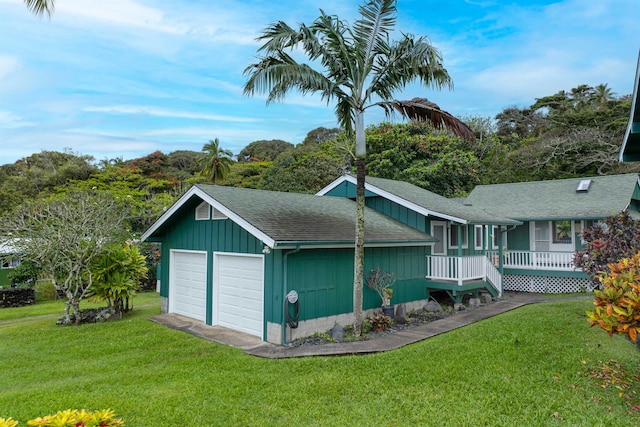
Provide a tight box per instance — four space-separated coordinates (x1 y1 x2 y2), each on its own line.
0 0 638 165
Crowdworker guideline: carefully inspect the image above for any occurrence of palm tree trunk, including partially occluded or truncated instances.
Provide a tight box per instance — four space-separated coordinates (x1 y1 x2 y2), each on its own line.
353 110 366 336
354 157 365 336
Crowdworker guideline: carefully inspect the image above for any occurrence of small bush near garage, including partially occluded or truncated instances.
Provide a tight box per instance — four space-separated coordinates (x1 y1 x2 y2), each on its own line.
0 288 35 308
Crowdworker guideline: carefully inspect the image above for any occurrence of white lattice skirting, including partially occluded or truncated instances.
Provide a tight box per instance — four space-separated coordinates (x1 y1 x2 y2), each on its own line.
504 274 595 294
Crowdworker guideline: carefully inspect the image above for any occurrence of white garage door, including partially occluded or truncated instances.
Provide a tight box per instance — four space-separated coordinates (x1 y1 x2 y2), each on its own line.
170 250 207 322
214 253 264 338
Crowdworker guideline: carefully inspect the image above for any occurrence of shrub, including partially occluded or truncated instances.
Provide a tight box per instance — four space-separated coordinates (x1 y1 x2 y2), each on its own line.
574 211 640 288
587 252 640 347
89 243 147 315
0 409 123 426
367 311 392 332
6 261 40 288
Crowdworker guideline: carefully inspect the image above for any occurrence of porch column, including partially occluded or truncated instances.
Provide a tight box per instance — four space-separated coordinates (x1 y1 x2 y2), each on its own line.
497 225 504 274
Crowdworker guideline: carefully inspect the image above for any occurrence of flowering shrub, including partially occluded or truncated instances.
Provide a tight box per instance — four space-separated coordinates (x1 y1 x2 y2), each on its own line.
0 417 18 427
0 410 123 427
587 252 640 345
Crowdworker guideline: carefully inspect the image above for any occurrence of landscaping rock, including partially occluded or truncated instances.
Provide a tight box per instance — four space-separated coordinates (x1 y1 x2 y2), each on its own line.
329 323 344 342
394 303 408 324
424 300 442 312
483 294 494 304
468 298 481 309
454 303 466 311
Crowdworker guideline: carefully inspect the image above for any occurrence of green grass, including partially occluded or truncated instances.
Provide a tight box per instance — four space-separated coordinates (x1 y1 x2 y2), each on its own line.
1 297 638 426
0 291 161 321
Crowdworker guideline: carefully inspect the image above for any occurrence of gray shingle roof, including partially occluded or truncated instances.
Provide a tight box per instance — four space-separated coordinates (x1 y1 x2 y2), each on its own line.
194 185 435 246
362 175 520 225
464 174 640 221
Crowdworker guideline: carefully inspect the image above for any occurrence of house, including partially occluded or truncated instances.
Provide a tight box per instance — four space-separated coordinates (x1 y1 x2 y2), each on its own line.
464 173 640 292
0 243 21 287
619 50 640 162
141 184 438 345
318 175 520 302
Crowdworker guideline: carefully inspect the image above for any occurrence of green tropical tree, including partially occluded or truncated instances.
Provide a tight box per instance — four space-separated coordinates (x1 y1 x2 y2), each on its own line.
243 0 473 333
24 0 54 17
199 138 234 185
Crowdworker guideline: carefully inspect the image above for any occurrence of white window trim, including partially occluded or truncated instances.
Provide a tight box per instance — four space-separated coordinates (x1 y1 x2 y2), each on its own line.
474 225 483 250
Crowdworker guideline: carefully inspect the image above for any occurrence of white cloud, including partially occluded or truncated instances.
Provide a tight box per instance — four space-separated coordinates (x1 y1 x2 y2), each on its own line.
0 55 20 79
84 105 261 123
0 111 33 128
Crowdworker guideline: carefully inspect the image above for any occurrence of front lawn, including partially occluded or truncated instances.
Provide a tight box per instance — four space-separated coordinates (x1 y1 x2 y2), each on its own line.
1 296 638 426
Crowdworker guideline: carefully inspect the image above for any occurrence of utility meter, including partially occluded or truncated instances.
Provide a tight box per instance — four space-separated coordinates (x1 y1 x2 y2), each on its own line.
286 290 298 304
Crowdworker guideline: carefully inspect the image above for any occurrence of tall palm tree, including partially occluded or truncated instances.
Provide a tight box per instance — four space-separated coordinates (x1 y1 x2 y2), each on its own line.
199 138 233 185
244 0 473 333
24 0 55 17
592 83 615 110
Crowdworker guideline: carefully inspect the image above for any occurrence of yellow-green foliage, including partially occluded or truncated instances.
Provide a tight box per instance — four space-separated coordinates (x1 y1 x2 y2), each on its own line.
587 252 640 343
0 417 18 427
1 410 123 426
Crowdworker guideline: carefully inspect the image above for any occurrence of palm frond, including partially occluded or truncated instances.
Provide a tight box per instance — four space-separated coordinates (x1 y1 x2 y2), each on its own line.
24 0 54 17
353 0 396 66
366 35 452 102
376 98 474 140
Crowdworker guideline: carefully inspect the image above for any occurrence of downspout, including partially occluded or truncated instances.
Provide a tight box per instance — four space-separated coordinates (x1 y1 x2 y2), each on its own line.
282 245 301 346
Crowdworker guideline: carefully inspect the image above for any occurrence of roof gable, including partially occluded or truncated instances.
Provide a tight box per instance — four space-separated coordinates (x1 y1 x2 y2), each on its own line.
318 175 520 226
142 185 435 248
465 174 640 220
620 50 640 162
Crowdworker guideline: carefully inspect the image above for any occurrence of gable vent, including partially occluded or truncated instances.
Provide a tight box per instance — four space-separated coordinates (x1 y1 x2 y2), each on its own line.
195 201 210 220
576 179 592 193
212 208 228 220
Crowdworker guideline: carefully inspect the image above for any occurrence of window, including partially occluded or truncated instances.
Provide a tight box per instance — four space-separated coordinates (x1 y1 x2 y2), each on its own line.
449 224 468 249
430 222 446 255
552 220 572 244
1 256 20 269
195 201 210 220
576 179 592 192
492 226 507 249
474 225 483 250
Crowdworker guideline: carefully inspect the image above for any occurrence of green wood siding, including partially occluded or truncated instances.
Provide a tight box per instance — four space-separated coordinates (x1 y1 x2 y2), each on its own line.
365 196 427 233
285 249 353 320
0 268 11 287
364 246 430 308
508 223 530 250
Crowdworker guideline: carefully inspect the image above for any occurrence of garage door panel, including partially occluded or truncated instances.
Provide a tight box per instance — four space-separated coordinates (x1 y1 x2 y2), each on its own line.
215 254 264 338
170 251 207 322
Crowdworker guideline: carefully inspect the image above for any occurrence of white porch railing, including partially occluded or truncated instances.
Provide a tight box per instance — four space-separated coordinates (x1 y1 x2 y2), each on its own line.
487 250 575 271
425 255 502 296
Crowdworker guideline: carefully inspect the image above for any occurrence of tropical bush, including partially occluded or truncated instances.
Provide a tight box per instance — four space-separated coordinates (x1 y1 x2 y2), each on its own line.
574 211 640 288
89 243 147 315
587 252 640 347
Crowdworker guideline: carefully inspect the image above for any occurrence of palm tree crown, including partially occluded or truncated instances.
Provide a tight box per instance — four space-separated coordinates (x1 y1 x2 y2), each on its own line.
199 138 233 185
